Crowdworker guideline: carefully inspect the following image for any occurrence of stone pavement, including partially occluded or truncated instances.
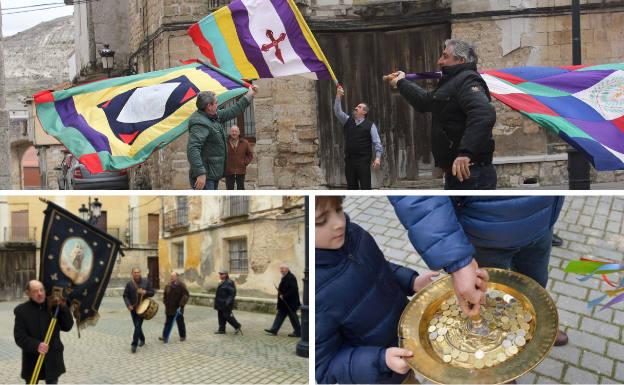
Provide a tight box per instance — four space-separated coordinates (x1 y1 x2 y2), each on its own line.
0 296 308 384
343 195 624 384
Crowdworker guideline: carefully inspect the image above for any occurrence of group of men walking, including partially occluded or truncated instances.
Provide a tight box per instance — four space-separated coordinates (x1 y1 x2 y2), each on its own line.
12 265 302 383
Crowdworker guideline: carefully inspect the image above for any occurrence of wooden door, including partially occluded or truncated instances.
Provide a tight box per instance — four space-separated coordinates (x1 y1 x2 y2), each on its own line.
147 257 160 290
316 24 450 187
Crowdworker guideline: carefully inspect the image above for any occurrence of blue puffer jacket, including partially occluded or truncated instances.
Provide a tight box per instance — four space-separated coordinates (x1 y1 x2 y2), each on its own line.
389 196 564 274
316 215 419 384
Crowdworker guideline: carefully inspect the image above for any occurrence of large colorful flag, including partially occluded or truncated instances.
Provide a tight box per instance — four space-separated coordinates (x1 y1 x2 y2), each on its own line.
39 200 123 328
188 0 336 82
34 63 248 173
481 64 624 170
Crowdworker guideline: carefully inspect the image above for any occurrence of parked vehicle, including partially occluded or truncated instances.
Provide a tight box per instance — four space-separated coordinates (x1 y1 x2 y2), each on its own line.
56 151 129 190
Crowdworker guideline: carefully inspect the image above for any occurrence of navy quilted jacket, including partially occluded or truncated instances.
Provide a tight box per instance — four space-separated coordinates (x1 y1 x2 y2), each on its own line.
389 196 564 273
316 215 419 384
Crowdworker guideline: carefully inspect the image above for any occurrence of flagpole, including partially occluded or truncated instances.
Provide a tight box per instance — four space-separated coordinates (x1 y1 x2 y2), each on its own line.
195 59 253 88
29 306 60 384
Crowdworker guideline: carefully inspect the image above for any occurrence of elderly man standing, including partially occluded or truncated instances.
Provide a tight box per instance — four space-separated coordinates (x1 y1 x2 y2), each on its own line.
334 85 383 190
187 85 258 190
159 272 189 343
388 39 497 189
225 125 253 190
214 269 242 335
265 264 301 337
14 280 74 384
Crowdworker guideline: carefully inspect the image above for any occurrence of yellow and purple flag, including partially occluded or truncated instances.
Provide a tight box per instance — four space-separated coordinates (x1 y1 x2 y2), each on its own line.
34 63 248 173
188 0 337 82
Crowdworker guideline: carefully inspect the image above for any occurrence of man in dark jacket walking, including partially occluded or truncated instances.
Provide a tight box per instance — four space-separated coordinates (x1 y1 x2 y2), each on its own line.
159 272 189 343
123 267 155 353
187 85 258 190
388 39 497 189
390 196 569 346
214 269 242 335
225 125 253 190
14 280 74 384
265 264 301 337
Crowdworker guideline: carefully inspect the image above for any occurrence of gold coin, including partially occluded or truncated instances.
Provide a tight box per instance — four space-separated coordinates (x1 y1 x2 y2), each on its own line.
485 358 495 367
441 303 449 310
438 327 448 336
506 346 518 356
524 312 533 322
501 316 510 324
443 310 451 316
459 352 469 362
446 318 454 325
443 354 452 363
502 340 512 348
521 323 530 331
442 345 451 355
436 322 444 329
429 332 438 340
440 316 448 323
502 323 510 331
474 359 485 369
451 309 459 316
451 349 460 359
428 325 436 333
448 297 457 305
515 336 526 347
436 335 444 343
497 352 507 362
474 350 485 360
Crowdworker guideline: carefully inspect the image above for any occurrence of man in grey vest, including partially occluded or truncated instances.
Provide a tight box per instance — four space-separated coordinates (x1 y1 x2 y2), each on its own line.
334 85 383 190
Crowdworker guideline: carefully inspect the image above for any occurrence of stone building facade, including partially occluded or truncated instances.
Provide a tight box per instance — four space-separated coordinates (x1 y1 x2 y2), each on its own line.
127 0 324 189
158 196 305 298
0 1 10 190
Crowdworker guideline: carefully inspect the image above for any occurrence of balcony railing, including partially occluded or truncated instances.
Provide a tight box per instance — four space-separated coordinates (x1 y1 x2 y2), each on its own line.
207 0 230 11
164 206 189 231
222 197 250 219
3 227 37 243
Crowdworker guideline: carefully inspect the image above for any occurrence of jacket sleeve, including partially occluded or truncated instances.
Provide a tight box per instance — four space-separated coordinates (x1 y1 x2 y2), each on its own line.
58 305 74 332
145 280 155 298
285 275 300 303
316 312 391 384
217 96 251 122
122 283 132 307
180 283 190 307
388 196 475 273
244 141 253 166
397 79 434 113
388 262 418 297
187 122 211 179
456 76 497 159
14 308 40 354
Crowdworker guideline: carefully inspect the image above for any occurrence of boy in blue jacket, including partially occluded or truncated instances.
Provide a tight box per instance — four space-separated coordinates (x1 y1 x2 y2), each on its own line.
316 196 448 384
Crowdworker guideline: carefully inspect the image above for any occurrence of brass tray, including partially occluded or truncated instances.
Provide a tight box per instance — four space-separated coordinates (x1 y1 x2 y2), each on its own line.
398 268 558 384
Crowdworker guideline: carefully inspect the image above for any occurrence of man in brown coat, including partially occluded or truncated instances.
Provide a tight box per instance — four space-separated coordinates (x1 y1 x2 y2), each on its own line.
225 125 253 190
159 272 189 342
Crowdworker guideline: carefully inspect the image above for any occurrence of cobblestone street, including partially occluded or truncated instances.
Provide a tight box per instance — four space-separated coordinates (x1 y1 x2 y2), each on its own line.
343 195 624 384
0 296 308 384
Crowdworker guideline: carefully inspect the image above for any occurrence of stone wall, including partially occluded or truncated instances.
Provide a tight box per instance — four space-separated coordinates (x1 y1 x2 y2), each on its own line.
0 4 10 190
451 0 624 186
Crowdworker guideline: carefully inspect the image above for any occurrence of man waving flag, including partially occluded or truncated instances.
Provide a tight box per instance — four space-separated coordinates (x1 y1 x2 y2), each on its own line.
188 0 337 82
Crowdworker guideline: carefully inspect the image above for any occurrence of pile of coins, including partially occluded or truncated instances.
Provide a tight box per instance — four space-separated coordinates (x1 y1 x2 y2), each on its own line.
426 289 534 369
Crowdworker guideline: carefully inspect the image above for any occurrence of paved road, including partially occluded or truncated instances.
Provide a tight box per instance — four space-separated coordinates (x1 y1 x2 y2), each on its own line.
0 296 308 384
343 195 624 384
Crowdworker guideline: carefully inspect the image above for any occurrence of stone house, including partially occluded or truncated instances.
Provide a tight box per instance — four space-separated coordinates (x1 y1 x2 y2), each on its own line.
158 195 305 299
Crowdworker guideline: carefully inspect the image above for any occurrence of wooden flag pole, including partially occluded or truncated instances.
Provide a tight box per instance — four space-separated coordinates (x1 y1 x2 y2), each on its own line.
29 306 60 384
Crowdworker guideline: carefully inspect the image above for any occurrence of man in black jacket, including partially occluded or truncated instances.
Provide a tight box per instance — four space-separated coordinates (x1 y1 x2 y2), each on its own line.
14 280 74 384
122 267 155 353
265 264 301 337
159 272 189 343
214 269 242 335
388 39 497 189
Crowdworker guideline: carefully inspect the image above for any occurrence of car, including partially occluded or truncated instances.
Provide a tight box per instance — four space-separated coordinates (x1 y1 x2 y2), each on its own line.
56 151 129 190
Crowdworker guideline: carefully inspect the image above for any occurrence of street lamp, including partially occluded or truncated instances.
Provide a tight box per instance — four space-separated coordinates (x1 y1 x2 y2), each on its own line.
99 44 115 78
79 197 102 225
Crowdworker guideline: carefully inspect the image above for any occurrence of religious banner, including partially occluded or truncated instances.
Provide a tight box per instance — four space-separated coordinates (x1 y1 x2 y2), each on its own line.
39 200 123 328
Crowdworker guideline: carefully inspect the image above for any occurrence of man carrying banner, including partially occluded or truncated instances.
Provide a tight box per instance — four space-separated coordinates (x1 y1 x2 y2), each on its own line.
387 39 497 190
123 268 155 353
334 85 383 190
159 272 189 343
14 280 74 384
265 264 301 337
188 86 258 190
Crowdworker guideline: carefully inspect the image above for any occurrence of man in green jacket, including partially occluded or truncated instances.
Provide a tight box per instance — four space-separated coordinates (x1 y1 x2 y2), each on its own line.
187 85 258 190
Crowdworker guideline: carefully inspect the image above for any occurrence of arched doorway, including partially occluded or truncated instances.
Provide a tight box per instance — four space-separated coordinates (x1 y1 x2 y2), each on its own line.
21 146 41 189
